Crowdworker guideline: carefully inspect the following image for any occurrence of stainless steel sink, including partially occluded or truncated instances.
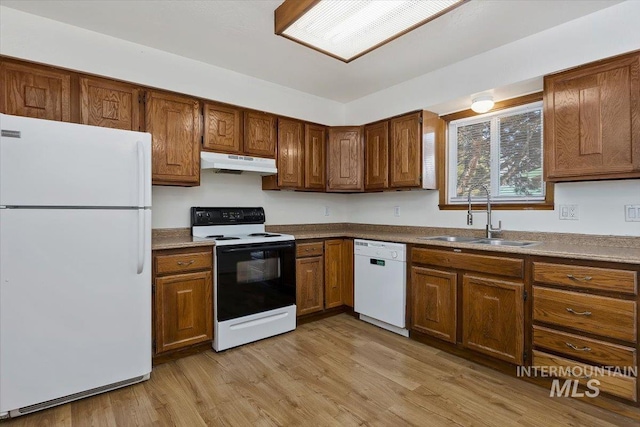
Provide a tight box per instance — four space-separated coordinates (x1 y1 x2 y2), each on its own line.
474 238 539 247
419 236 481 243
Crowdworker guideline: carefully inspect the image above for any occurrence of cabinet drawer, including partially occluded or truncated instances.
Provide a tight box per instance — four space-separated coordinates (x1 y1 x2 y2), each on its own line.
155 251 213 275
533 262 637 295
533 326 637 368
296 242 324 258
412 248 523 278
533 287 637 342
533 350 637 402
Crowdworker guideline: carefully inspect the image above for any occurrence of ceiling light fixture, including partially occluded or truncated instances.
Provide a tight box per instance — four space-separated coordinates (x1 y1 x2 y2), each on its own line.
471 94 495 113
275 0 468 63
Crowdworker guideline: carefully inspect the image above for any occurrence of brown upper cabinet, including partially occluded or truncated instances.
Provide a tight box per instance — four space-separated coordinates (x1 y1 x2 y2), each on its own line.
544 50 640 181
390 112 422 188
363 111 442 191
145 91 201 186
364 121 389 190
244 111 277 158
305 124 326 190
80 77 141 131
277 118 305 188
202 102 242 154
0 61 71 122
327 126 364 192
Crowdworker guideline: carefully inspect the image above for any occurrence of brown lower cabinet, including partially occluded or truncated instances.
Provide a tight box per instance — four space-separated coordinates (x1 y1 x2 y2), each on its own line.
295 239 354 317
411 266 457 343
152 247 214 356
410 246 525 365
462 274 524 364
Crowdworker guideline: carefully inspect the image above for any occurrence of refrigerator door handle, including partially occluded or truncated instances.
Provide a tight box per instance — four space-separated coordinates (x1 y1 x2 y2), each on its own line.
137 140 145 208
137 209 145 274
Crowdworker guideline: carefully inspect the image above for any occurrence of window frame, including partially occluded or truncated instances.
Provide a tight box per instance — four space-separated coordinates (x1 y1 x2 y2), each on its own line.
438 92 554 211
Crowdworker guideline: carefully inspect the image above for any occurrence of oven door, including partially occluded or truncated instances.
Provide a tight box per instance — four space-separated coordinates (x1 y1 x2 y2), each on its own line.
216 241 296 321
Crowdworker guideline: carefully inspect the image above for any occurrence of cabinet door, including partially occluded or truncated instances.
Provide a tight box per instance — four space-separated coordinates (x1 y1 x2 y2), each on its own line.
244 111 276 158
145 91 200 185
411 266 457 343
202 102 242 154
341 239 354 308
390 112 421 188
305 124 326 190
544 52 640 180
327 126 364 192
155 271 213 354
324 239 345 308
296 256 324 316
462 274 524 364
0 61 71 121
80 77 140 130
364 121 389 190
277 118 304 188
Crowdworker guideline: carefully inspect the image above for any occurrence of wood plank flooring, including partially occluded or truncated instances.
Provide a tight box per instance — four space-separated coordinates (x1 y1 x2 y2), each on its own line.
3 314 639 426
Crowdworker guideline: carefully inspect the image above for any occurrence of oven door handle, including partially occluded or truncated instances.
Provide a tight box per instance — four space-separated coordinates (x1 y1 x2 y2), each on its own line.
218 243 295 253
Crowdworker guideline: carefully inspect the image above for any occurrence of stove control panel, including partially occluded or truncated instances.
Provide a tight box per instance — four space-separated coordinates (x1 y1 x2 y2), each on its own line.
191 207 265 226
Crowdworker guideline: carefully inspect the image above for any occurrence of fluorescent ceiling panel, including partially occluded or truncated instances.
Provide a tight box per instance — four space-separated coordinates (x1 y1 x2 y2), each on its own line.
281 0 466 62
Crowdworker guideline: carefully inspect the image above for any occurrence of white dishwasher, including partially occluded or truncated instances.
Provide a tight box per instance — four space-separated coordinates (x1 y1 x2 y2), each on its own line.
354 239 408 337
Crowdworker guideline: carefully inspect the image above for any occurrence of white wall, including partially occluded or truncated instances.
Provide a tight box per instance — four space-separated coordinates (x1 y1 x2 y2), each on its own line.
1 4 639 236
0 6 345 126
345 0 640 123
344 0 640 237
347 180 640 237
152 173 349 229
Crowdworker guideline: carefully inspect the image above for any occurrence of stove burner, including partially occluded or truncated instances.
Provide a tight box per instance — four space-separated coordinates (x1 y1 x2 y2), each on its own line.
215 236 241 241
248 233 281 237
205 235 224 239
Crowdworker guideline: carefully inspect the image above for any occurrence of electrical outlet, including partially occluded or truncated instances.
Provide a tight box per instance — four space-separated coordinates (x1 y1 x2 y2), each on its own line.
559 204 579 220
394 206 400 217
625 205 640 222
324 206 330 217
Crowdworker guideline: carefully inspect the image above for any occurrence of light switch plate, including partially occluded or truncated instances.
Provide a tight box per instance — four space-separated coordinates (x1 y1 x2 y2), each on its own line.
394 206 400 217
559 204 579 220
625 205 640 222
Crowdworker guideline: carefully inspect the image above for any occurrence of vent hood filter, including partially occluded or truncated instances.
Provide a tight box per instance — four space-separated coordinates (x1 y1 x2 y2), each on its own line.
200 152 277 176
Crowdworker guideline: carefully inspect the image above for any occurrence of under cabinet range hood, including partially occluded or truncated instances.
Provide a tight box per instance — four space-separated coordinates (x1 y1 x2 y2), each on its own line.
200 152 277 175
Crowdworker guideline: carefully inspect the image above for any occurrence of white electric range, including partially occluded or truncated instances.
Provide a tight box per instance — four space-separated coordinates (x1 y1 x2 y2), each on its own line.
191 207 296 351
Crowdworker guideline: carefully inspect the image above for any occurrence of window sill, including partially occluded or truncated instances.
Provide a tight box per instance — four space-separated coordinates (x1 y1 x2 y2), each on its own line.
438 202 554 211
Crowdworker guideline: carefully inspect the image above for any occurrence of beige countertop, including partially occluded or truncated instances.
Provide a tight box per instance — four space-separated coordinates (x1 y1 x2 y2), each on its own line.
152 229 215 251
151 224 640 264
267 224 640 265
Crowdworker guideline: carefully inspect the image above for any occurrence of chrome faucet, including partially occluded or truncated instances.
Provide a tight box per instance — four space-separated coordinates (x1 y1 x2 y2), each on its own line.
467 184 502 239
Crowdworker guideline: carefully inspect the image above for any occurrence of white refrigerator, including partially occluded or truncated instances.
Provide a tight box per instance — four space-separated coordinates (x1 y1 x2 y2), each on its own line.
0 114 152 418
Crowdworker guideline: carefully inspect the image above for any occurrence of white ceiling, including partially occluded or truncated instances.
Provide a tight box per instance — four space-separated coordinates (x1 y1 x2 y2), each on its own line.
0 0 622 103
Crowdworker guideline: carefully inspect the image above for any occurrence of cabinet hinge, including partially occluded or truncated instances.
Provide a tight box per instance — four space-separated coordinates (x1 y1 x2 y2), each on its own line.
523 351 527 362
523 290 528 301
152 339 156 352
139 93 147 104
201 135 204 146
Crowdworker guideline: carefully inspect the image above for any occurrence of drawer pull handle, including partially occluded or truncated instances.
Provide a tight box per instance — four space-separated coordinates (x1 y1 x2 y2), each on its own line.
566 308 592 316
566 342 591 352
177 260 195 266
305 248 310 251
566 274 592 282
572 375 591 380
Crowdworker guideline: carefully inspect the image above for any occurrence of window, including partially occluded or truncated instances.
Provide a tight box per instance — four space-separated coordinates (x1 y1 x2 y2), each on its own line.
447 101 547 205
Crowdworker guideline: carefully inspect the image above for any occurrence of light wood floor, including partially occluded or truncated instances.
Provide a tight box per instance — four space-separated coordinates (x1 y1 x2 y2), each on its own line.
3 314 639 426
